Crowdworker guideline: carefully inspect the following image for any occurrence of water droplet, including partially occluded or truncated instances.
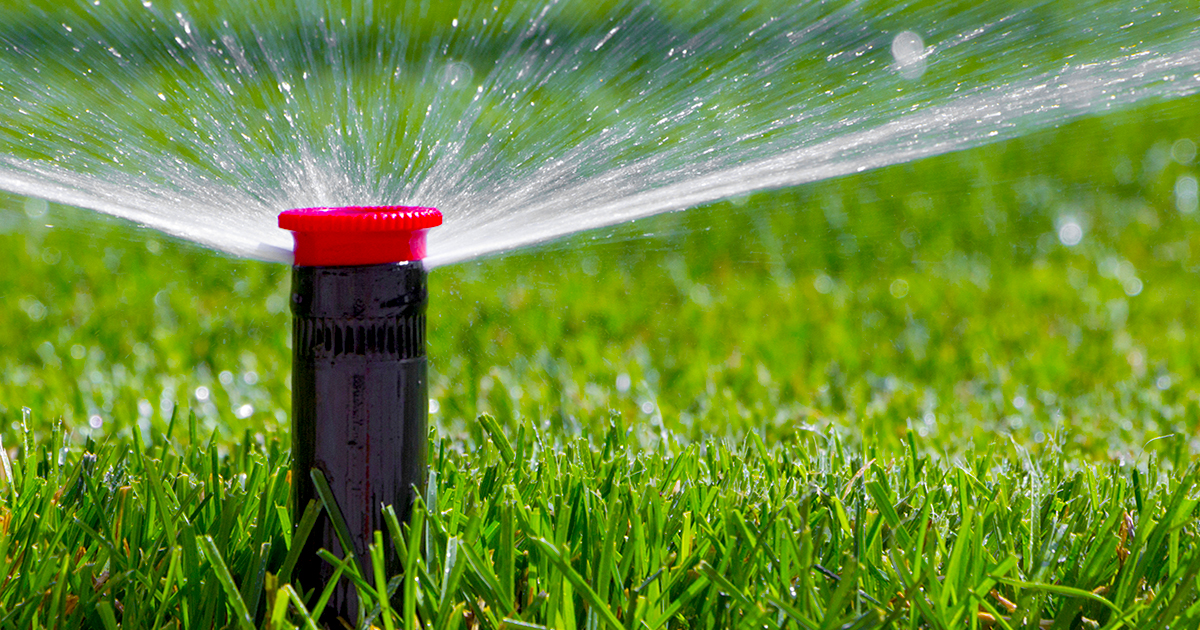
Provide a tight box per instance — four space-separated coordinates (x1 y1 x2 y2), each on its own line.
1122 277 1143 296
23 197 47 218
236 404 254 419
813 274 834 294
194 386 210 401
1156 375 1172 390
1172 138 1197 165
889 278 909 298
615 374 632 393
1127 350 1146 373
439 61 473 89
891 31 928 80
1058 220 1083 246
1176 174 1198 214
19 296 46 322
219 370 234 385
88 415 103 429
428 399 440 414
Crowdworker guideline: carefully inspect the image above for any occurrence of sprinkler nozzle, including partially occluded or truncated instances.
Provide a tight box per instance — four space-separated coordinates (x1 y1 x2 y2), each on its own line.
279 205 442 265
279 205 441 623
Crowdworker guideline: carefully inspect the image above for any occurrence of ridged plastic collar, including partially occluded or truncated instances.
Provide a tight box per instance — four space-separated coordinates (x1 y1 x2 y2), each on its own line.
279 206 442 266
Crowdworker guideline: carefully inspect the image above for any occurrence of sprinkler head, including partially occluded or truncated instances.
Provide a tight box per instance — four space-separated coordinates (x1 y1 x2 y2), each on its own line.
279 205 441 623
279 205 442 266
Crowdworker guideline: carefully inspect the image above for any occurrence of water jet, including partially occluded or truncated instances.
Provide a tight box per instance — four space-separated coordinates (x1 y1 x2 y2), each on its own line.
279 205 441 620
3 0 1200 267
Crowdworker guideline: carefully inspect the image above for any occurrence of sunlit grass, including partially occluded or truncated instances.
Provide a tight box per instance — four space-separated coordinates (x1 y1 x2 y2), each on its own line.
0 413 1196 628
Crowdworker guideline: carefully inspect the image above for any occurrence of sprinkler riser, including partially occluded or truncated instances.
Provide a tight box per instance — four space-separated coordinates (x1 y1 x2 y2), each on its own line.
290 261 428 620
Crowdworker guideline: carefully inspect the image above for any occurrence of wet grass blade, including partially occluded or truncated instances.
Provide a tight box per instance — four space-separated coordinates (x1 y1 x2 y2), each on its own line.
198 534 256 630
278 498 322 585
404 499 426 630
479 413 515 466
371 531 397 630
310 468 369 583
535 536 626 630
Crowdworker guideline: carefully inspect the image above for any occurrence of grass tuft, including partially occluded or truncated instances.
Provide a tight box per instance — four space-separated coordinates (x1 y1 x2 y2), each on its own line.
0 417 1195 628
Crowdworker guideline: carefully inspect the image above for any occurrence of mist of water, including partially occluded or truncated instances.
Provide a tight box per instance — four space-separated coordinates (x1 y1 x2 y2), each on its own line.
0 0 1198 266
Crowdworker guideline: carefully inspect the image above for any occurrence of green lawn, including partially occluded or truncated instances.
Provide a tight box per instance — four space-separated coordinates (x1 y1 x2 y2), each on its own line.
1 95 1199 627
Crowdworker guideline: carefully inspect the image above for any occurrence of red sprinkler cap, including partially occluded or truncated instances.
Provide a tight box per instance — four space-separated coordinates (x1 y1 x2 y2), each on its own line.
279 206 443 266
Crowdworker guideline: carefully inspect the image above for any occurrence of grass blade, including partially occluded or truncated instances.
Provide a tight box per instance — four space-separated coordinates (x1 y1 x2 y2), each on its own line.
198 534 256 630
279 498 322 585
532 537 625 630
371 530 398 630
479 413 515 466
994 576 1124 616
310 468 369 582
404 499 427 630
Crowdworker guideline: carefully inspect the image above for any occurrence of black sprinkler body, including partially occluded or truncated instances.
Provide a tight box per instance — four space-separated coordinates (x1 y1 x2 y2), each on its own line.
279 206 442 622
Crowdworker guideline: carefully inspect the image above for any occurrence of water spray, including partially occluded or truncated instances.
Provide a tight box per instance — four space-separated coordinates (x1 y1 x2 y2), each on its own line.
279 206 442 619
